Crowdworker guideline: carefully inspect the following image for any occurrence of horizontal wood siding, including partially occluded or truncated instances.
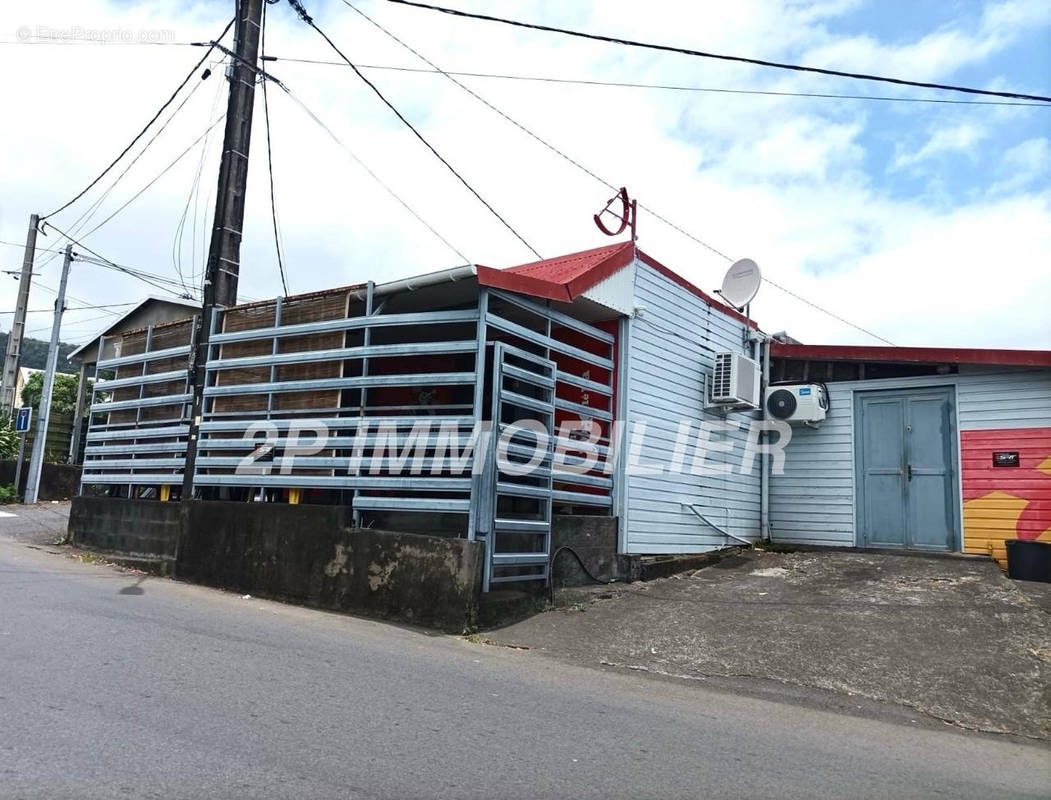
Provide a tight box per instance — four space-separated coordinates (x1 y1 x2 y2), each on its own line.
624 261 761 554
770 366 1051 550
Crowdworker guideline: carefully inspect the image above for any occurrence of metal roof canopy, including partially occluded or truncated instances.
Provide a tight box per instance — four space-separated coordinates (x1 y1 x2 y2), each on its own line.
771 343 1051 368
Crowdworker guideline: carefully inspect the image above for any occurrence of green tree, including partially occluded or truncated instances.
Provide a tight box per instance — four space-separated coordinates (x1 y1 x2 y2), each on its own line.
21 371 80 415
0 416 17 459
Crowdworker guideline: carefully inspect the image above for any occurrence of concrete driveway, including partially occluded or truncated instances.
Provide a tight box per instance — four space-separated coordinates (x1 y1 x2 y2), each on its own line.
0 501 70 545
487 549 1051 740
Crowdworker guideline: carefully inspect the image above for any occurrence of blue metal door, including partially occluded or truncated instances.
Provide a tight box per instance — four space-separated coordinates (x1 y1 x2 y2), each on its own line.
855 388 958 551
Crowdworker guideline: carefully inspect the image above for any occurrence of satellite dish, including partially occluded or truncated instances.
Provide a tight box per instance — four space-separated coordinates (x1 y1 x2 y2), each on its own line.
719 258 762 309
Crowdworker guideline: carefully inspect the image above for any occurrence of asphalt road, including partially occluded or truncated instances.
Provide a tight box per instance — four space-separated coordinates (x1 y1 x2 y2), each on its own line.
1 532 1048 799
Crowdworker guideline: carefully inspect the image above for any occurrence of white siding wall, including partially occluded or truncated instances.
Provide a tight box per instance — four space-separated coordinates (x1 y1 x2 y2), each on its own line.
623 261 761 554
769 366 1051 547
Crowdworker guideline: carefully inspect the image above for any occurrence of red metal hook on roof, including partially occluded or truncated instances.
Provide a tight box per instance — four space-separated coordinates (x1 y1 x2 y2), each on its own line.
594 187 637 240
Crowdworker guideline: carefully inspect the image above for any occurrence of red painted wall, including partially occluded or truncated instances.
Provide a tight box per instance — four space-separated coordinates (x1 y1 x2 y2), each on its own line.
960 427 1051 563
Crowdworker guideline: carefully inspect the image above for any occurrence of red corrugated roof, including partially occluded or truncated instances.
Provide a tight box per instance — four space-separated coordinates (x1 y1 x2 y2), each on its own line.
476 242 753 327
476 242 635 303
771 342 1051 368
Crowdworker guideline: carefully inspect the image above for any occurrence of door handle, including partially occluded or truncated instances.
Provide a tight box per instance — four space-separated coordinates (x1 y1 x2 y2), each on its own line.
907 464 913 482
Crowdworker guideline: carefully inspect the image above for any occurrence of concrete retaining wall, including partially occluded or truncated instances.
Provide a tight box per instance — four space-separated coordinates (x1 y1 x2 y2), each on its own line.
0 460 81 501
68 497 483 631
69 496 183 558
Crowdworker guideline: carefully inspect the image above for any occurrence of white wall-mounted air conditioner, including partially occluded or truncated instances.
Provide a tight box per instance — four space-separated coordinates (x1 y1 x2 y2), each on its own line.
710 352 761 408
765 384 829 424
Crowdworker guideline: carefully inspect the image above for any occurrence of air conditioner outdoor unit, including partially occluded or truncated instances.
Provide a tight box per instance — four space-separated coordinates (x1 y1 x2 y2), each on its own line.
710 352 761 408
765 384 829 424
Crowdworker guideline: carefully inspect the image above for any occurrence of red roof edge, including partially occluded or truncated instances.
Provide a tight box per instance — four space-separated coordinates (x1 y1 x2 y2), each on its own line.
476 264 571 302
771 342 1051 368
636 250 758 329
563 241 635 299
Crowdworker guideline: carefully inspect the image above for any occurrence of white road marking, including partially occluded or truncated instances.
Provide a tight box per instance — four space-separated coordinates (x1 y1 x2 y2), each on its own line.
0 511 17 518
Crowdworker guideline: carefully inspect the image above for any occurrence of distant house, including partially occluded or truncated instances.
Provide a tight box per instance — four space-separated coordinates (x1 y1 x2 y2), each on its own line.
13 366 42 408
66 296 199 463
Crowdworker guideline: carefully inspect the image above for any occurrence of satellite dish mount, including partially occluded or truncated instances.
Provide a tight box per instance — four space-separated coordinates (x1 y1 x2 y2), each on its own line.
594 187 637 241
715 258 762 341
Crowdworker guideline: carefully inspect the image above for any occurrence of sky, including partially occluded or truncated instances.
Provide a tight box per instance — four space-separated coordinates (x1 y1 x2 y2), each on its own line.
0 0 1049 350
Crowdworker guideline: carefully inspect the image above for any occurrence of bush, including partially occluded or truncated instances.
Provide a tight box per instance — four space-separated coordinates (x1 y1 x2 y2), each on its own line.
0 416 17 460
0 484 17 504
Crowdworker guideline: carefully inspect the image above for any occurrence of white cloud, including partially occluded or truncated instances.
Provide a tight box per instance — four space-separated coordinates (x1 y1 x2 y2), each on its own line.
890 122 989 171
990 137 1051 193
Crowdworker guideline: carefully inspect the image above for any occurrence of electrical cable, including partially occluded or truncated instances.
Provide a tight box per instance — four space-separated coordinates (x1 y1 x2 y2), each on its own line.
384 0 1051 104
347 1 895 345
256 56 1051 108
0 303 138 314
40 17 235 221
173 55 227 296
211 42 470 263
287 0 541 259
274 81 470 264
548 545 612 604
261 1 289 296
41 62 216 280
38 222 194 299
78 114 228 243
34 282 122 315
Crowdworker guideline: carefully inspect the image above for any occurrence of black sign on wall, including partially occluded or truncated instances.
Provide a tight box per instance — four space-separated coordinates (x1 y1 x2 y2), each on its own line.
992 451 1020 468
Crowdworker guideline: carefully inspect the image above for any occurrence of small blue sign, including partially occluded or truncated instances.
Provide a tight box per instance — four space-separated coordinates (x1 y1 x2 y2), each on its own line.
14 406 31 434
799 387 812 396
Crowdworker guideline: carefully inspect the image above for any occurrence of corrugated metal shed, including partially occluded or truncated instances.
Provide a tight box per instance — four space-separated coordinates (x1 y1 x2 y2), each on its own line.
768 364 1051 564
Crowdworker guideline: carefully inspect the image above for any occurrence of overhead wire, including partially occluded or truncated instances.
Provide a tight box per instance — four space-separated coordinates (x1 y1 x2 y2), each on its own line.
77 113 228 244
275 78 471 263
173 54 227 295
256 57 1051 108
384 0 1051 104
40 17 235 221
261 1 290 295
38 222 194 299
203 36 471 263
39 62 216 279
286 0 541 259
345 0 896 345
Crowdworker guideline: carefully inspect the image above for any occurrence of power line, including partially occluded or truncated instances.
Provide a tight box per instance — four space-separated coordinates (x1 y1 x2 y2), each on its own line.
287 0 541 259
349 0 895 345
385 1 1051 104
78 114 228 242
39 62 218 281
258 56 1051 108
261 2 289 296
38 222 194 299
276 79 471 263
172 55 227 296
34 283 121 316
0 303 138 314
40 17 235 221
202 35 471 263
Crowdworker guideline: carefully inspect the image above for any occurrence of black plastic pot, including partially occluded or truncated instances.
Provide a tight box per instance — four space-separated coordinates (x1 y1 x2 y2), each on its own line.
1006 539 1051 583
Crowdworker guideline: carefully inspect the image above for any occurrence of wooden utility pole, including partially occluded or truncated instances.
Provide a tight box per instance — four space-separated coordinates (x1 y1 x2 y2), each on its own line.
0 214 40 416
24 244 72 505
182 0 265 498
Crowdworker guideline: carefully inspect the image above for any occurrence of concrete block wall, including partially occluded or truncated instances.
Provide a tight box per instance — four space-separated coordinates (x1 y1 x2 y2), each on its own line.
68 497 483 632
